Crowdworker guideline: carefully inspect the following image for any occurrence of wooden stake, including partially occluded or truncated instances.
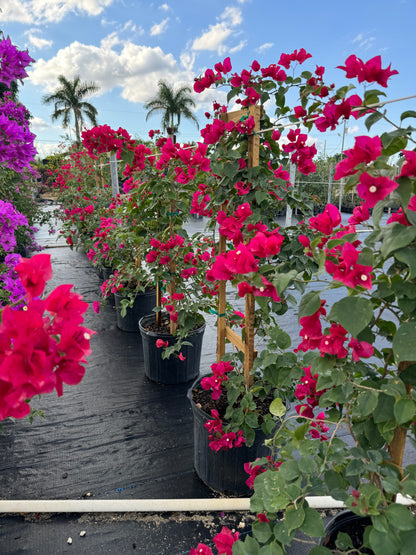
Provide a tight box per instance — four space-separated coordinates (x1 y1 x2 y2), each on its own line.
216 105 262 386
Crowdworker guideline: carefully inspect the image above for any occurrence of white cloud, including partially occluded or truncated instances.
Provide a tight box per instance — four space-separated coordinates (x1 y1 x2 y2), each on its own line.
352 32 375 50
347 125 360 135
28 39 201 104
150 17 169 36
256 42 274 53
31 116 51 131
229 40 246 54
34 141 64 158
159 3 169 10
25 32 53 50
0 0 115 24
100 32 120 50
191 6 243 54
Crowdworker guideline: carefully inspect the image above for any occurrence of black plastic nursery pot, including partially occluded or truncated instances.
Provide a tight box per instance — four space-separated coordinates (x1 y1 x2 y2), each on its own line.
114 289 156 332
321 510 373 553
139 314 205 384
187 377 274 497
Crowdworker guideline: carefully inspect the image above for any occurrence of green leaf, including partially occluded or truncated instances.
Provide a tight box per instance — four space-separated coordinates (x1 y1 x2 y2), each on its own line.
298 291 321 320
386 504 416 531
232 534 260 555
335 531 354 550
329 297 373 337
301 507 325 538
400 364 416 386
393 322 416 362
309 548 332 555
269 398 286 418
252 521 273 544
394 398 416 425
380 223 416 258
298 456 315 474
369 529 401 555
365 110 383 131
395 246 416 279
285 505 305 534
373 393 395 422
356 390 379 417
274 270 298 295
400 110 416 121
258 543 285 555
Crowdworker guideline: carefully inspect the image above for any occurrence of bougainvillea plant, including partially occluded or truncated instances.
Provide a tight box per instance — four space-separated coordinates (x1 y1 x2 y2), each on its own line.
190 50 416 555
82 126 218 358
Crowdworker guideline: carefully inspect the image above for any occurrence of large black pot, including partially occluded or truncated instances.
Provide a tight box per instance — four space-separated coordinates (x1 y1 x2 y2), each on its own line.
187 377 274 496
139 314 205 384
321 510 373 553
114 289 156 332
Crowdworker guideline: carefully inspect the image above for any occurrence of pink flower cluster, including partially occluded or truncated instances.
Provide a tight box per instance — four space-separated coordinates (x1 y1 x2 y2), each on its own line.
81 125 131 157
0 36 34 88
190 526 239 555
0 254 94 420
204 409 246 452
294 367 329 441
295 300 374 363
244 456 282 489
190 183 213 217
201 360 234 400
337 54 398 88
282 128 317 175
208 203 283 302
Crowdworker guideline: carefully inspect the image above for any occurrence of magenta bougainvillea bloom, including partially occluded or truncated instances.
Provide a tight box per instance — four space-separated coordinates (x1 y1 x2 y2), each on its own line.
356 172 399 209
348 204 371 225
337 54 398 87
15 253 53 301
348 338 374 362
309 203 341 235
334 135 383 180
0 36 34 88
319 323 349 358
325 242 373 290
212 527 240 555
398 150 416 178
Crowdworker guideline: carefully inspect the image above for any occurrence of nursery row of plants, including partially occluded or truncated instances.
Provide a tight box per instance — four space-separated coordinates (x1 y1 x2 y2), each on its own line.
1 32 416 554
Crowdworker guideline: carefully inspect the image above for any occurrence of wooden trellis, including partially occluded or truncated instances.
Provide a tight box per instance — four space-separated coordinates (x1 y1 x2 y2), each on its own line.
216 105 262 388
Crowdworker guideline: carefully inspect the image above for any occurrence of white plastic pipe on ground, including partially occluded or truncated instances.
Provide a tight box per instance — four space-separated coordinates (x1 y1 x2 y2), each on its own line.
0 495 413 513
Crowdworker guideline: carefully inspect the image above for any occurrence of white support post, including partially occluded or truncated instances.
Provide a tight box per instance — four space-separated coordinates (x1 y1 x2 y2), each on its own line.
110 153 119 196
285 163 296 227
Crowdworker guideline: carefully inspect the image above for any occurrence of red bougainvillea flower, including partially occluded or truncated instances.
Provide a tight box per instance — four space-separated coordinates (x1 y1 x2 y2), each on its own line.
357 172 399 209
319 323 349 358
190 544 213 555
244 456 282 489
337 55 398 87
156 339 168 348
325 241 373 290
253 276 280 302
295 300 326 353
348 204 370 225
213 527 240 555
334 135 383 180
247 230 284 258
348 338 374 362
398 150 416 178
15 253 53 301
309 204 341 235
310 412 329 441
387 196 416 225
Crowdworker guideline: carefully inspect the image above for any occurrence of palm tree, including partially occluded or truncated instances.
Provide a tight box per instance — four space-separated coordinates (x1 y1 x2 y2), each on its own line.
144 80 199 137
42 75 99 143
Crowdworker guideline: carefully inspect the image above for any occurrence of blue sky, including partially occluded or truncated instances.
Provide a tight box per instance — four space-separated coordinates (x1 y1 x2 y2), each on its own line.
1 0 415 159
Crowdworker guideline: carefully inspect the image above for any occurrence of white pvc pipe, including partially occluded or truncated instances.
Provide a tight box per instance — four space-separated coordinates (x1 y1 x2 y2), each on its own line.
0 495 412 513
